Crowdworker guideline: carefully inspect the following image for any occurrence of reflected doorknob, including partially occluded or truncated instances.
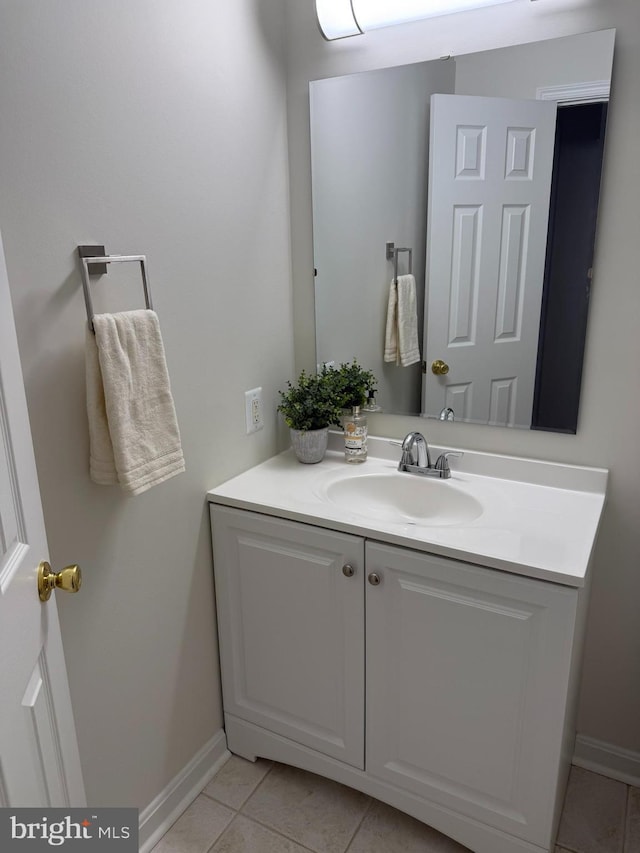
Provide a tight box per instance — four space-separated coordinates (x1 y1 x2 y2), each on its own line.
38 561 82 602
431 360 450 375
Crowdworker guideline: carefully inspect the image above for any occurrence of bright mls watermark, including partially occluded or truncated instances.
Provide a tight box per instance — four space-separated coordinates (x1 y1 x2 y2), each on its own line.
0 809 138 850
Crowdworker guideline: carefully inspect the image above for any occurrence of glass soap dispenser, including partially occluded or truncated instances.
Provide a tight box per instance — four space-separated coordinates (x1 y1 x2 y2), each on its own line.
343 406 367 463
363 388 382 412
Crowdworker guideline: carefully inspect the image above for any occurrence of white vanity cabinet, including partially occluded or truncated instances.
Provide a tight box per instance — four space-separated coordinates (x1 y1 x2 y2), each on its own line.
365 541 578 848
211 506 365 769
211 505 583 853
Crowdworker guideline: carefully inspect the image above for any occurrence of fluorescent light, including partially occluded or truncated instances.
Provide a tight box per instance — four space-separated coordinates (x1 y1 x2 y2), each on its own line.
315 0 362 41
316 0 517 40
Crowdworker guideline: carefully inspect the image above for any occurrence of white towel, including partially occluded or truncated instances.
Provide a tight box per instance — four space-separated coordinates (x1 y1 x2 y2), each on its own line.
383 274 421 367
383 282 399 364
86 310 185 496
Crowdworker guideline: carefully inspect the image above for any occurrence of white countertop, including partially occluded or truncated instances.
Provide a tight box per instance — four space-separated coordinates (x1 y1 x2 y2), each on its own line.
207 435 607 588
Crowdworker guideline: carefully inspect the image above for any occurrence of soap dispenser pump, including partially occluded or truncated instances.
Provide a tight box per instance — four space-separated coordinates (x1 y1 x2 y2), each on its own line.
363 388 382 412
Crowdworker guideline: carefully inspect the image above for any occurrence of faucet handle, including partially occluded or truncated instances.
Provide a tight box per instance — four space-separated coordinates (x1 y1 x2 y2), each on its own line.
389 440 408 468
434 451 463 473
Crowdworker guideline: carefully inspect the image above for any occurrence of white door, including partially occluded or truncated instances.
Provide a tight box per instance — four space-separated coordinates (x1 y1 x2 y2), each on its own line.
365 541 577 848
423 94 557 426
211 506 365 769
0 234 85 806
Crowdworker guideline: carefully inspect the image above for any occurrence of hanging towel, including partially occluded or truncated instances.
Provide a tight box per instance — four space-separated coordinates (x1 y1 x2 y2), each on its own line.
86 310 185 496
384 282 399 364
383 274 421 367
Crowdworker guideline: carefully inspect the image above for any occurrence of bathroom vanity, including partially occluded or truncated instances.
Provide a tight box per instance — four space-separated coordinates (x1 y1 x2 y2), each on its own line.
207 436 607 853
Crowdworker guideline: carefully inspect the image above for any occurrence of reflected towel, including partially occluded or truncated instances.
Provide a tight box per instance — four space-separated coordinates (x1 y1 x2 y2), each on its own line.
383 274 420 367
86 310 185 495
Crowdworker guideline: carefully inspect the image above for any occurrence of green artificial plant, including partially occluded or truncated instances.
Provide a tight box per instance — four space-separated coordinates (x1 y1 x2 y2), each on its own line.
331 359 377 410
277 367 344 431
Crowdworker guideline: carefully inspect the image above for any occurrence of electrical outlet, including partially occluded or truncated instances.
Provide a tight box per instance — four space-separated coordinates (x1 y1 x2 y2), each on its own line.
245 387 264 434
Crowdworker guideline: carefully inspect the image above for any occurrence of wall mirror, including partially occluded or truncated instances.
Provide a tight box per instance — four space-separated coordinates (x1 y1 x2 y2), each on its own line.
310 29 615 432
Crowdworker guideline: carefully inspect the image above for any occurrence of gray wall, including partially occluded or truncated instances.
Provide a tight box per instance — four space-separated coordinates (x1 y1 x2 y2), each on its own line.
0 0 292 809
286 0 640 754
311 60 455 413
455 28 614 98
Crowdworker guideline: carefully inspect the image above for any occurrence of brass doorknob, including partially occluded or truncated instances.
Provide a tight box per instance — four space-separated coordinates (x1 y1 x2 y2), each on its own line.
38 561 82 602
431 360 450 375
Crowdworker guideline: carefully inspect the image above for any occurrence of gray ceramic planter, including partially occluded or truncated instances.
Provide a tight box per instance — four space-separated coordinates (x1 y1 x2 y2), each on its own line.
289 427 329 464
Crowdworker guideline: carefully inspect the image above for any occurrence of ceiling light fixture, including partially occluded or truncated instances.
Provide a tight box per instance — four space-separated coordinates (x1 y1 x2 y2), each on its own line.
315 0 518 41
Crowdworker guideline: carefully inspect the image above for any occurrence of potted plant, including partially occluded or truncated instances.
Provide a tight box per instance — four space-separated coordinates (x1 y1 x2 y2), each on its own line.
277 367 343 463
330 360 377 464
331 360 377 411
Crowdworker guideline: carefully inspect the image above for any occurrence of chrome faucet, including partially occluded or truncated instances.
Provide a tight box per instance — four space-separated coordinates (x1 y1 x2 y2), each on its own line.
397 431 462 479
399 432 432 472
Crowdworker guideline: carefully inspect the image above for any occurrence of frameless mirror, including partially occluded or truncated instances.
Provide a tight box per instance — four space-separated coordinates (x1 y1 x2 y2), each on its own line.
310 29 615 432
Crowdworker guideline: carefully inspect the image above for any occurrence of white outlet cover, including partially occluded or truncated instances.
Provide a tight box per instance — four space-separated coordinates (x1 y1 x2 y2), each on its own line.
245 387 264 434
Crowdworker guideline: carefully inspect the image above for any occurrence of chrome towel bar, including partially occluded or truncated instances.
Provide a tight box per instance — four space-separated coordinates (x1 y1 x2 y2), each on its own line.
385 241 413 284
78 245 154 332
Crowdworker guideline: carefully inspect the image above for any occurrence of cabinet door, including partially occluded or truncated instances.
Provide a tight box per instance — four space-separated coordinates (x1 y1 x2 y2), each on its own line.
212 506 365 768
365 542 577 847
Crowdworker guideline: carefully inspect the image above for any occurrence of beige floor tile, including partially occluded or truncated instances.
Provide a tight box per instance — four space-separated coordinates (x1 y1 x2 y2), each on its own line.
242 763 370 853
152 795 234 853
203 755 272 809
624 786 640 853
212 815 311 853
556 767 626 853
347 799 470 853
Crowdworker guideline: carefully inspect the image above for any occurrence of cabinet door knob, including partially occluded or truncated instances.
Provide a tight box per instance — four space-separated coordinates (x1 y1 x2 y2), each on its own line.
368 572 381 586
342 564 355 578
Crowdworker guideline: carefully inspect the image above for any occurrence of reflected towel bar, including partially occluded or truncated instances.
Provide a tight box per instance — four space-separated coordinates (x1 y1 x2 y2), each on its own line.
386 241 413 284
78 245 154 332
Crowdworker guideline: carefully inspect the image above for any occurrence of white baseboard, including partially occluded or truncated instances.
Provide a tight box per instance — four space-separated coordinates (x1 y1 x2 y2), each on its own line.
138 729 230 853
573 734 640 787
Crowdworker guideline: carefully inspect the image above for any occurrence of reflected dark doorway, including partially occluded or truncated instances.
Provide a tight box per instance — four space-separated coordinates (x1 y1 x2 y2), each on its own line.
532 101 608 433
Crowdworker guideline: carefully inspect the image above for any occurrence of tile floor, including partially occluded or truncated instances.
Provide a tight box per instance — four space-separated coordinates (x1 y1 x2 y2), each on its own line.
152 758 640 853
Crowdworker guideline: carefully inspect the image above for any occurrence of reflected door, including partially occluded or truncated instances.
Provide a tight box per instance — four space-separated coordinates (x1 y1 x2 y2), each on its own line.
0 233 85 807
422 94 557 426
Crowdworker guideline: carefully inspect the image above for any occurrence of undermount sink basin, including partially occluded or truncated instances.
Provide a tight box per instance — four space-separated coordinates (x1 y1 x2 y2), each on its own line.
323 472 483 527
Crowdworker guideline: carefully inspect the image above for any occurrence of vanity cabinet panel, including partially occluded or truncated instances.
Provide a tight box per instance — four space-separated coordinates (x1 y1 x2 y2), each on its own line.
365 541 578 847
211 506 365 769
